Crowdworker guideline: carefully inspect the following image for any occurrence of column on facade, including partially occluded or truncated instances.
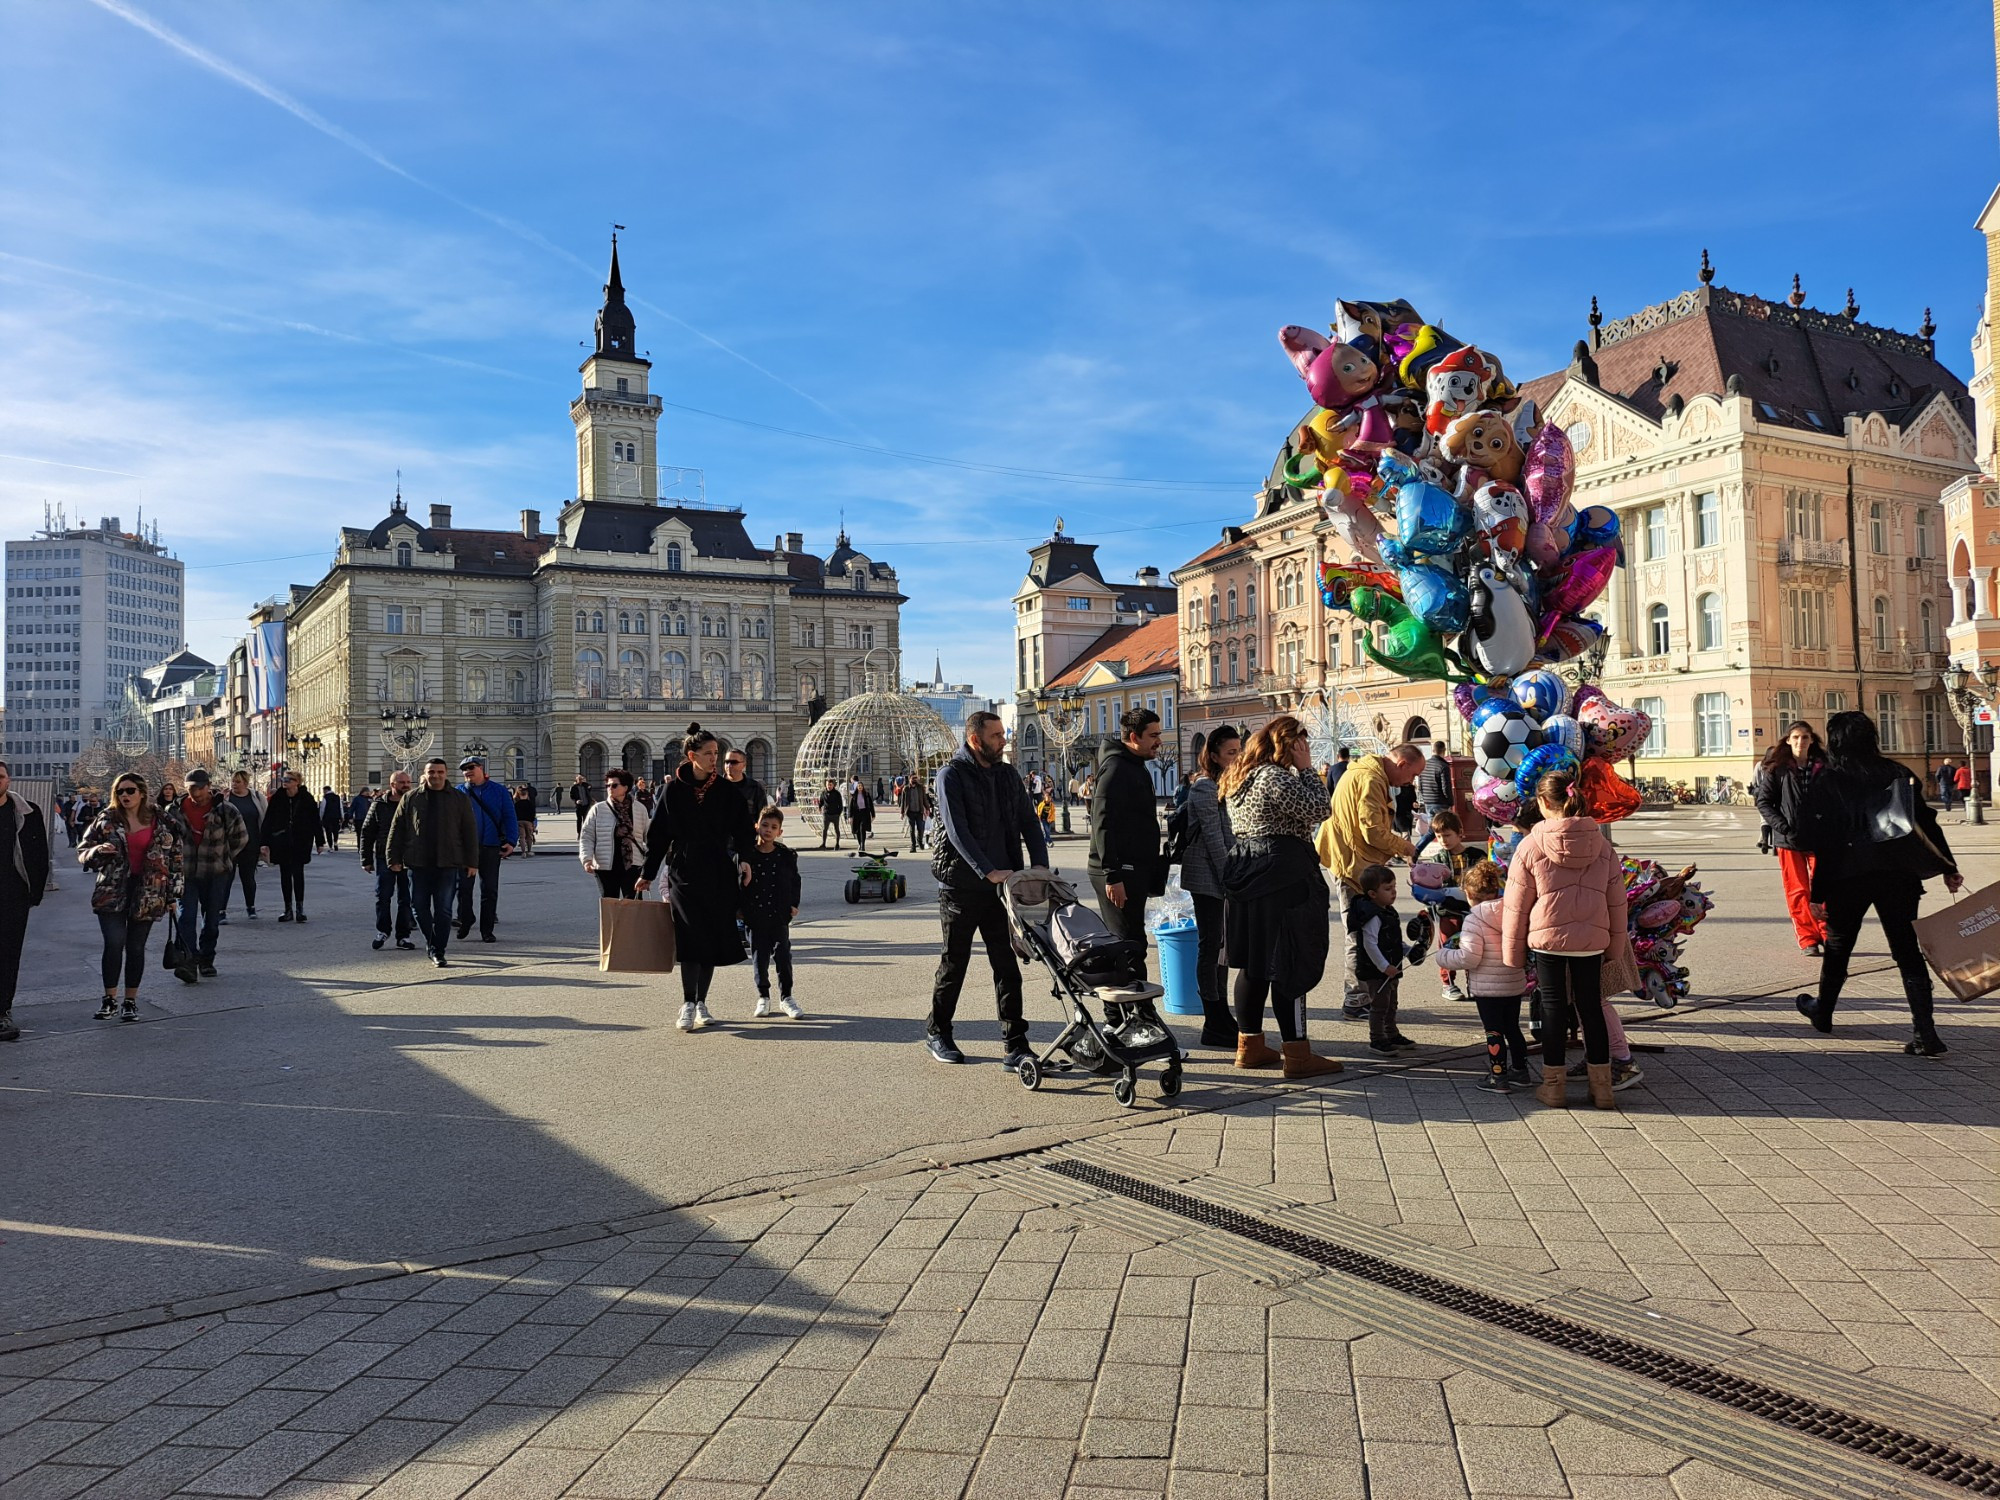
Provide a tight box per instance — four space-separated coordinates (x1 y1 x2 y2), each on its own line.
1976 568 1995 621
728 601 741 689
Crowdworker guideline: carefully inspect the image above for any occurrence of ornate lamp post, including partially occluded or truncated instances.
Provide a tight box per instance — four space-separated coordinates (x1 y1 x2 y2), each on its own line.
462 738 490 765
1941 662 1986 826
1032 687 1088 835
286 732 324 780
379 708 434 774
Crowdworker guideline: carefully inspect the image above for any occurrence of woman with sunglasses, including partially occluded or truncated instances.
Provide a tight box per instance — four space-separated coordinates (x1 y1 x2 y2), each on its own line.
78 773 186 1022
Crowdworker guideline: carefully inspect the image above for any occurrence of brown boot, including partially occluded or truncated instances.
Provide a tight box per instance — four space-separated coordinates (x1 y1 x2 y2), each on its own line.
1535 1064 1568 1107
1586 1062 1617 1110
1235 1032 1282 1069
1281 1039 1343 1080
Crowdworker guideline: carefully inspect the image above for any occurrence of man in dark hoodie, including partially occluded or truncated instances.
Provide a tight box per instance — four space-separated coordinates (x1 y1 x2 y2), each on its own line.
1088 707 1165 961
927 711 1048 1068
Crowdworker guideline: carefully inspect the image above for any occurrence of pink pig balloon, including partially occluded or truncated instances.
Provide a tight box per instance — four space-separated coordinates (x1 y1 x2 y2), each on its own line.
1522 422 1575 523
1541 545 1618 616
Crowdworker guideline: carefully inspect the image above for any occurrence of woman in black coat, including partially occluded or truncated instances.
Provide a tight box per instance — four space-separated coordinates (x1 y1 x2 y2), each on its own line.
1752 721 1829 955
638 724 755 1032
1795 710 1962 1055
260 769 325 921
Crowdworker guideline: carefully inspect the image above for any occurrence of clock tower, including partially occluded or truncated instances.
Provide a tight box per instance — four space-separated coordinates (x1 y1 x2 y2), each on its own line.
571 235 663 503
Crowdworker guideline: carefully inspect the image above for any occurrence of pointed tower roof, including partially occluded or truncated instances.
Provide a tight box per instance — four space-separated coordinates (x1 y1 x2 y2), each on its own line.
593 233 645 365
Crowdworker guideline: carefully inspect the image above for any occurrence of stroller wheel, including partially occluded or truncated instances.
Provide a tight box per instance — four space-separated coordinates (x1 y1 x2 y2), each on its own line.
1158 1065 1182 1100
1112 1076 1137 1108
1017 1056 1042 1091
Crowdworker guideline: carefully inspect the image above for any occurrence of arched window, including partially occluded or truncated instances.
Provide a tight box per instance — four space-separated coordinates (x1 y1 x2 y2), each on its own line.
753 618 767 638
617 611 632 634
1245 583 1257 618
661 650 688 699
1697 593 1723 652
1648 603 1670 656
466 668 488 703
390 663 417 702
1209 592 1220 625
590 611 604 634
575 611 589 633
507 668 527 704
618 648 647 698
1873 596 1891 651
505 744 525 782
701 651 728 699
1921 599 1936 652
395 541 412 568
578 741 606 781
743 652 767 699
577 648 605 699
798 672 818 706
666 542 683 571
1227 587 1238 621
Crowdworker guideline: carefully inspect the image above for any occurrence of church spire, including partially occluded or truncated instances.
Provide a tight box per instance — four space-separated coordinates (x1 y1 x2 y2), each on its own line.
594 232 639 362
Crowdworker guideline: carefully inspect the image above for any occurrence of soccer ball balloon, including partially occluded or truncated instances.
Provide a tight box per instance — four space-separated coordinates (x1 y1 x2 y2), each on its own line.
1474 708 1544 782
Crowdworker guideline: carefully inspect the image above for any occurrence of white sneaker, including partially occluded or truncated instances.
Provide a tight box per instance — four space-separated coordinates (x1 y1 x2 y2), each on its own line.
676 1002 697 1032
779 996 803 1019
753 995 772 1018
693 1002 715 1030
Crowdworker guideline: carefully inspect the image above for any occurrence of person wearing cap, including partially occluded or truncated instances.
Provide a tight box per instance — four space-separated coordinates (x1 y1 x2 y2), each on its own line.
167 769 250 984
454 755 519 943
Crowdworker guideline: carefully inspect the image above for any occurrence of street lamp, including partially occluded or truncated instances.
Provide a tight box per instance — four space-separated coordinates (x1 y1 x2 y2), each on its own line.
286 732 324 777
1940 662 1985 826
379 708 433 773
1032 687 1088 835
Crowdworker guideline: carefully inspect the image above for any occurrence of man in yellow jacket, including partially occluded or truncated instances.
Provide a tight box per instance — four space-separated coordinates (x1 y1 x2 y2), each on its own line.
1317 745 1424 1015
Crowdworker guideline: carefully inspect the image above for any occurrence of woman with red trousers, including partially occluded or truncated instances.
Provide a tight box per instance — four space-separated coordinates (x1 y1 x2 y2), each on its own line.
1753 721 1828 955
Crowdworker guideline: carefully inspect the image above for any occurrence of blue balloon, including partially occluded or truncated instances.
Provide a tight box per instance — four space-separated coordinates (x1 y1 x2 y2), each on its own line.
1572 505 1620 550
1398 563 1469 636
1510 669 1566 721
1377 453 1472 567
1514 742 1580 801
1539 713 1585 759
1470 694 1515 730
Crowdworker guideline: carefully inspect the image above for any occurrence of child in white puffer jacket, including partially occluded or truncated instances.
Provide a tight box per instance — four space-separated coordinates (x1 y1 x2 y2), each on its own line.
1435 860 1531 1093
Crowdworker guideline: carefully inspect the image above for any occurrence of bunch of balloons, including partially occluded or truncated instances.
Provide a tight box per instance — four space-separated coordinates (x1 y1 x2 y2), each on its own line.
1622 860 1713 1006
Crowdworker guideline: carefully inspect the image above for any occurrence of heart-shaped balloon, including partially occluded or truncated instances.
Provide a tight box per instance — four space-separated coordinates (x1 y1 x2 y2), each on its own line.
1522 422 1575 522
1578 756 1642 823
1578 692 1651 761
1541 545 1618 617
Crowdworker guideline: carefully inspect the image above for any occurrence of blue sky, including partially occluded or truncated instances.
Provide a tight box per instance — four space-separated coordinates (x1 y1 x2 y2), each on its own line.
2 0 1994 698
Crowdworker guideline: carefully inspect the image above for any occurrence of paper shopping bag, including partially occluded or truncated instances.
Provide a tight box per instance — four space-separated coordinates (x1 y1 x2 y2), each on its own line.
600 897 676 974
1912 881 2000 1001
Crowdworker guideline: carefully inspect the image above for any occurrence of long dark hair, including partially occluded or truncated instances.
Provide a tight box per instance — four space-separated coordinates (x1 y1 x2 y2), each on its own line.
1759 742 1796 775
1824 710 1885 774
1200 724 1241 780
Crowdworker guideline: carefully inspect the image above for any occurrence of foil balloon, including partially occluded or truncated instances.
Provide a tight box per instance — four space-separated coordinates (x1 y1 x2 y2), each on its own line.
1523 520 1567 573
1398 562 1470 636
1317 470 1387 565
1452 683 1484 722
1470 691 1519 730
1572 505 1620 550
1396 323 1465 389
1570 681 1604 718
1522 422 1575 523
1349 586 1470 682
1470 769 1523 826
1320 561 1402 609
1471 481 1529 575
1376 453 1472 565
1541 545 1618 617
1535 616 1605 665
1458 564 1537 679
1537 713 1585 760
1513 742 1580 801
1509 669 1567 721
1580 757 1642 825
1474 707 1544 782
1578 692 1652 761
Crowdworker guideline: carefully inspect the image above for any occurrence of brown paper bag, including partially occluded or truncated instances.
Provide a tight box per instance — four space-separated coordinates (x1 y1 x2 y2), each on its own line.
1912 881 2000 1001
600 897 676 974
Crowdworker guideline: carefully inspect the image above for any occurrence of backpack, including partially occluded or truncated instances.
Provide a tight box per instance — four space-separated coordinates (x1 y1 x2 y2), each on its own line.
1162 796 1195 869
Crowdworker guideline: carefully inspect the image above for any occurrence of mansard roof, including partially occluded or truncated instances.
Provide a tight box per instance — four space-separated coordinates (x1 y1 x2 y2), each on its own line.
568 501 764 559
1519 282 1970 436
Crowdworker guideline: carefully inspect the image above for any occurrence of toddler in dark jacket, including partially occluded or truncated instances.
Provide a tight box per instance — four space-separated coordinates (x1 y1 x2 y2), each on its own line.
1348 863 1416 1054
740 807 803 1018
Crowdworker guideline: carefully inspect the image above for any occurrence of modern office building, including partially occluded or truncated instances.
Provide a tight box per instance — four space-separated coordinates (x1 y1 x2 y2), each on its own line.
2 513 185 780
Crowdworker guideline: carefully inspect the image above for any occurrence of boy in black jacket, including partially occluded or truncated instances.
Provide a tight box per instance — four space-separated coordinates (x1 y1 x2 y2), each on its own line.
1348 863 1416 1055
741 806 803 1018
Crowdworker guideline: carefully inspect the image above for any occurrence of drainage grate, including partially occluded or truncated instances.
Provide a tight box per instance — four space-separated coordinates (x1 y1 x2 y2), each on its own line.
1044 1158 2000 1495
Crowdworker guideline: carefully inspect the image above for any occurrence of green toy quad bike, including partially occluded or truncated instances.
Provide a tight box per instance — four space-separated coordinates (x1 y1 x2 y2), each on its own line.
843 848 908 904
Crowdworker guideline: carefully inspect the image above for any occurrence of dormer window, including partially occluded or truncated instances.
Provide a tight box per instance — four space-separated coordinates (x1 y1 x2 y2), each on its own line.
616 377 629 394
395 541 412 568
666 542 683 571
852 572 865 591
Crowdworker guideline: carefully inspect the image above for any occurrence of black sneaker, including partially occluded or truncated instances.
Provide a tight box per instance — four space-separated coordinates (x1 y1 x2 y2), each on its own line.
1905 1030 1948 1057
246 907 259 919
278 911 294 923
199 964 217 978
0 1010 16 1043
120 999 138 1022
396 938 417 950
95 998 117 1020
1476 1073 1513 1093
175 962 198 985
1506 1063 1532 1087
480 932 497 943
1795 994 1832 1034
431 952 448 969
373 932 388 950
1387 1033 1418 1050
1001 1047 1034 1073
1368 1038 1399 1055
455 923 472 940
295 912 308 924
926 1035 965 1064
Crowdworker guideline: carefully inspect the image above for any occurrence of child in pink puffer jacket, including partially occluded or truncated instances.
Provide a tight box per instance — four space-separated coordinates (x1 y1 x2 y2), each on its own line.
1502 771 1628 1111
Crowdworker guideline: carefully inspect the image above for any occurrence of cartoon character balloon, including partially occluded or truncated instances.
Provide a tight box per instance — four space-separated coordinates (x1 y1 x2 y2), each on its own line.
1458 565 1537 679
1509 670 1567 721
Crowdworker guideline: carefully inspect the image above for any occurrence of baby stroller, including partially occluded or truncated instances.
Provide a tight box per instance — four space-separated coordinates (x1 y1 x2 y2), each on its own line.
1003 869 1184 1107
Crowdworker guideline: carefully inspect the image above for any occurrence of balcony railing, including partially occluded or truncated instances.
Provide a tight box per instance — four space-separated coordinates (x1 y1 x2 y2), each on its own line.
574 671 771 704
1778 537 1847 568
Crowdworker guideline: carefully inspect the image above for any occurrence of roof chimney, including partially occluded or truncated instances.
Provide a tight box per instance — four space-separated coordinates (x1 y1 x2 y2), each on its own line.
429 504 452 530
521 509 540 539
786 531 804 553
774 533 786 554
105 516 121 534
1136 566 1161 585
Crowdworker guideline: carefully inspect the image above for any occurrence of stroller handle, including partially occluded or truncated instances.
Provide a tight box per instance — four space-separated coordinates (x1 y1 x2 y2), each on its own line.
1003 866 1069 910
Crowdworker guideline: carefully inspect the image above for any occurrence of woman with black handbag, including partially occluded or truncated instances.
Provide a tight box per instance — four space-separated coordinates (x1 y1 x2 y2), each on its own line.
1795 710 1963 1055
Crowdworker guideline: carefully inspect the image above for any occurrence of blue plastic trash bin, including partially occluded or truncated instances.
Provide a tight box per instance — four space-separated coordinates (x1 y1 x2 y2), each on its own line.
1154 922 1202 1015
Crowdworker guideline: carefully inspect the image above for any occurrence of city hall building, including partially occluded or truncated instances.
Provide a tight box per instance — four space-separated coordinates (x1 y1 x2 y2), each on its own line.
283 242 903 794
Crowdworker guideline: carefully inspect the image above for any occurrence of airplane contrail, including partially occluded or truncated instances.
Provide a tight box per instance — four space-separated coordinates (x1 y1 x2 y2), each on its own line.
81 0 878 440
